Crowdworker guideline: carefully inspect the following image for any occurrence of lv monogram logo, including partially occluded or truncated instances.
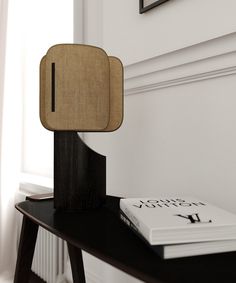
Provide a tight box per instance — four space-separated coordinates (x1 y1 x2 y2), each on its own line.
175 213 212 224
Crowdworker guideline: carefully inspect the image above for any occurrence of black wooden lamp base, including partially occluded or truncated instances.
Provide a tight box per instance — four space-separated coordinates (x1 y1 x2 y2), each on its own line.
54 132 106 210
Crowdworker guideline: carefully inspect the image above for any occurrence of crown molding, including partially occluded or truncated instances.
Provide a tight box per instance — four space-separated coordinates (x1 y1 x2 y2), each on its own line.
125 32 236 95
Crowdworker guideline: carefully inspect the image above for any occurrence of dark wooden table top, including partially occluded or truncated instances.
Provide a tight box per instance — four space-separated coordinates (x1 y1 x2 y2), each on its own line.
16 196 236 283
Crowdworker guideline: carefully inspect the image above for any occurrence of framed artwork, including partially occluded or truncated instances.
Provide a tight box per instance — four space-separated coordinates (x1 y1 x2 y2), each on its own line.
139 0 169 14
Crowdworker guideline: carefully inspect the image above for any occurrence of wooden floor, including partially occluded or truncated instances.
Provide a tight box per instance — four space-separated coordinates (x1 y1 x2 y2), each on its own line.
29 271 46 283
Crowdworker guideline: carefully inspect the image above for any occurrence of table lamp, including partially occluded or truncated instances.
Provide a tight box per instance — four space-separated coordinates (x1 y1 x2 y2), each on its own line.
40 44 123 210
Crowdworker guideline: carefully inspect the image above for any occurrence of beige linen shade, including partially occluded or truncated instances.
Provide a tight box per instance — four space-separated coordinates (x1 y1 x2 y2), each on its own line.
40 44 123 131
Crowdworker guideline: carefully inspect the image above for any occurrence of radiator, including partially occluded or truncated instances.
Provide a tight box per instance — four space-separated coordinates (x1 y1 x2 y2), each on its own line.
16 189 69 283
16 190 101 283
32 227 66 283
31 227 103 283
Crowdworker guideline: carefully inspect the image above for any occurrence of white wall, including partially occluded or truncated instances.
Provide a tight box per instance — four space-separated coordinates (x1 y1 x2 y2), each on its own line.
75 0 236 282
82 0 236 214
84 0 236 65
86 72 236 206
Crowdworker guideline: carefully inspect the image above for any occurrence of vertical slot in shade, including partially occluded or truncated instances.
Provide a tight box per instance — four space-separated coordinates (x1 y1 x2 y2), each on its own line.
51 63 55 112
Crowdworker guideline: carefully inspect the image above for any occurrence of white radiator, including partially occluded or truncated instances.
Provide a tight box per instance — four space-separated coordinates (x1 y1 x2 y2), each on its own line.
31 227 104 283
32 227 67 283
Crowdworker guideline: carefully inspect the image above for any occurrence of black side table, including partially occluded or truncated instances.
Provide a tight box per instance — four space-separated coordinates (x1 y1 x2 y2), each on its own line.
14 196 236 283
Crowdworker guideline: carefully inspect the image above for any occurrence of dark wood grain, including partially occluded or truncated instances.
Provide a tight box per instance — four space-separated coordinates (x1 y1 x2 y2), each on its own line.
14 216 39 283
54 132 106 210
15 197 236 283
67 243 86 283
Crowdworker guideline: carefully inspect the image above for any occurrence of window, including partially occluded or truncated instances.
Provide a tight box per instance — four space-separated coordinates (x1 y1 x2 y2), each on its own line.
19 0 73 191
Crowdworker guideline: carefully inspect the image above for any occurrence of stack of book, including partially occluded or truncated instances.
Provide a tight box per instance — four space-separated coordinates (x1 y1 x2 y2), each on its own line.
120 196 236 259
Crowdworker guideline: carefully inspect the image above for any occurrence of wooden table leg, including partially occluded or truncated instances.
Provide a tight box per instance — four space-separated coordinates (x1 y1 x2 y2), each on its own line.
14 216 39 283
67 243 86 283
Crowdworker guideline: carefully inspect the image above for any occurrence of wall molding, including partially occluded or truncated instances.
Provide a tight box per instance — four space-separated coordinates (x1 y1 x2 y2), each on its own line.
125 32 236 95
77 0 236 95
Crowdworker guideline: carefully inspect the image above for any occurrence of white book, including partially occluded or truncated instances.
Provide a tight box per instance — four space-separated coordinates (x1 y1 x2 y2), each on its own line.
120 196 236 245
159 240 236 259
120 212 236 259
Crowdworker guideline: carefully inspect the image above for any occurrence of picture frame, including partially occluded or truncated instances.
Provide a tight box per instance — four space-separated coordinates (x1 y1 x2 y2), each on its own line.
139 0 169 14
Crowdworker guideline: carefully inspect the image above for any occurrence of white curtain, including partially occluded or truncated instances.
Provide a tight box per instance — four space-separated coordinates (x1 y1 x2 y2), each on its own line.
0 0 22 281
